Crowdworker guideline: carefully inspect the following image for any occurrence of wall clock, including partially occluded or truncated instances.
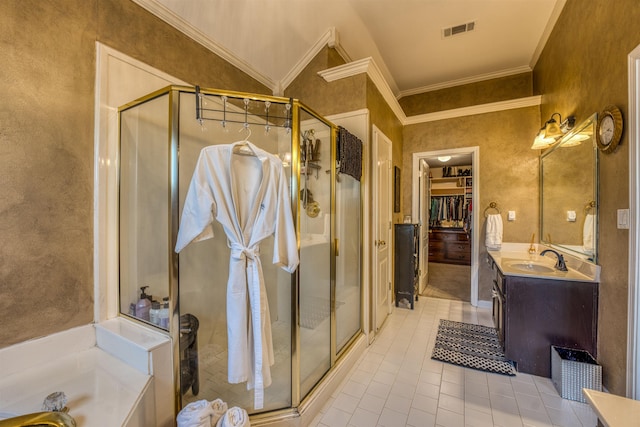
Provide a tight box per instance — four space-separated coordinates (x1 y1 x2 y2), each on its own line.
596 105 623 153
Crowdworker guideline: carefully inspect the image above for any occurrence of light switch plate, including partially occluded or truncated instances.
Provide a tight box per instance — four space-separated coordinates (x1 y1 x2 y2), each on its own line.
617 209 629 229
508 210 516 221
567 210 576 222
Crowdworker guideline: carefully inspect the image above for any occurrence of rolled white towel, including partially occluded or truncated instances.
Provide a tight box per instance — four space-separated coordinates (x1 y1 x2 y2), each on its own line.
210 399 229 425
177 400 215 427
216 407 250 427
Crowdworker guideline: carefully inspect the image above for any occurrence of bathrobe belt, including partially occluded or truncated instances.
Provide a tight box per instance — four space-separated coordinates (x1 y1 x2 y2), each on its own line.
229 241 266 409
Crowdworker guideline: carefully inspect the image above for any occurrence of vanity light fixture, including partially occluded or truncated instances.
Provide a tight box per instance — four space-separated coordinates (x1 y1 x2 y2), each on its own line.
561 131 591 147
531 113 576 149
437 155 452 162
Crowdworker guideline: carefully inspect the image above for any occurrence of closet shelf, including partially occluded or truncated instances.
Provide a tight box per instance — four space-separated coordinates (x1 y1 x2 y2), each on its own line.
431 188 465 196
430 176 472 182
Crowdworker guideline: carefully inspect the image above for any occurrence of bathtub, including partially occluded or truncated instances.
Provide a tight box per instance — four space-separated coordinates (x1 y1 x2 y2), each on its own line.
0 318 172 426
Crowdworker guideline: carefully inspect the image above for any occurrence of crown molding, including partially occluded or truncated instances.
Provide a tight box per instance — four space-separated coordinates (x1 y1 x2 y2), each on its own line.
318 57 407 124
397 65 533 99
131 0 276 92
133 0 543 127
403 95 542 125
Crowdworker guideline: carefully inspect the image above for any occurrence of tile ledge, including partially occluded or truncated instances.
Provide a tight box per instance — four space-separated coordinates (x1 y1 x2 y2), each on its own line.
583 389 640 427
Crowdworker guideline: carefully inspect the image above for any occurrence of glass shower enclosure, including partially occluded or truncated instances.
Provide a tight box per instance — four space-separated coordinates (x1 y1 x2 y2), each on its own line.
118 86 362 419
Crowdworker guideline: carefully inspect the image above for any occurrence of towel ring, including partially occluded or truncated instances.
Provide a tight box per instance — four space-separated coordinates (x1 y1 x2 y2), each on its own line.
584 200 596 214
484 202 501 217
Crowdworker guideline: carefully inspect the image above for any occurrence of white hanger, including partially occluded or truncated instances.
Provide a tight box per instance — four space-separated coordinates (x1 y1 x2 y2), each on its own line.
233 127 255 156
242 126 251 142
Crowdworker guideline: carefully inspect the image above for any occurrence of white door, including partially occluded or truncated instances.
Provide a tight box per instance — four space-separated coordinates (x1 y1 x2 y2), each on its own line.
373 127 392 332
419 160 430 293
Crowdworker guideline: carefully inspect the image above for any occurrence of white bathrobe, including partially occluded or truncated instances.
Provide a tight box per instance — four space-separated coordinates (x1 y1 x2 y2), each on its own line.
175 141 299 409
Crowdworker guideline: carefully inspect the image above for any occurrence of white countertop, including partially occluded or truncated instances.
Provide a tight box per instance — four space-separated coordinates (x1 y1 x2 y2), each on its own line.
487 243 600 282
583 389 640 427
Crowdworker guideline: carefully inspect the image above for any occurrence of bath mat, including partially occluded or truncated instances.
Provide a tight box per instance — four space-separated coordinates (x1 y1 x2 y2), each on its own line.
299 296 344 329
431 319 516 376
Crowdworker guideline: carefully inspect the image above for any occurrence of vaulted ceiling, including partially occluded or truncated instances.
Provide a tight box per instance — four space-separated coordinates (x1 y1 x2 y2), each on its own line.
134 0 564 97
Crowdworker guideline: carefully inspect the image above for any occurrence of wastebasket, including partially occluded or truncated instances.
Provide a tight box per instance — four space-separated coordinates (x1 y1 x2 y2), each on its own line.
551 346 601 403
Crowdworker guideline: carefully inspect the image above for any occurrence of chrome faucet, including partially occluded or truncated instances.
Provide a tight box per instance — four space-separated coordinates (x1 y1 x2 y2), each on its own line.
540 249 568 271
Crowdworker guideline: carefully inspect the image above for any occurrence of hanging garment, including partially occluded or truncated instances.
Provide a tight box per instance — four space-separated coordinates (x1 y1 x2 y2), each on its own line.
337 126 363 181
175 141 299 410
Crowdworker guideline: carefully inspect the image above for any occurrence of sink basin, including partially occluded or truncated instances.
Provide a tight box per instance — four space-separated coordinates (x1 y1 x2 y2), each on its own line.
505 261 556 273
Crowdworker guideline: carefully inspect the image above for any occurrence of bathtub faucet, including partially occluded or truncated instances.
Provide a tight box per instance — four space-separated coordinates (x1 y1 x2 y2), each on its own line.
540 249 568 271
0 411 76 427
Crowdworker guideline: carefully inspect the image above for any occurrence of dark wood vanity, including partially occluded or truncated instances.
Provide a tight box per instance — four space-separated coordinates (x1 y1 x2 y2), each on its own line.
491 260 598 378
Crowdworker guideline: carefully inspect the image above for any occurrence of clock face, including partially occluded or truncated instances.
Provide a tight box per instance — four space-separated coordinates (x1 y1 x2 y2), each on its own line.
596 105 622 153
599 115 615 145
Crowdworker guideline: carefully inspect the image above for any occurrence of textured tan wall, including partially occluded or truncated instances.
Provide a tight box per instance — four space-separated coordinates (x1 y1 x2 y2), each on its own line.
285 50 404 221
403 107 540 300
0 0 269 348
533 0 640 396
366 78 404 223
284 47 366 116
399 73 533 116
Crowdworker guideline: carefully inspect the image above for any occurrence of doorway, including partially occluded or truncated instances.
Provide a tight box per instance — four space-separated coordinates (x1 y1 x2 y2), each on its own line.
412 147 480 306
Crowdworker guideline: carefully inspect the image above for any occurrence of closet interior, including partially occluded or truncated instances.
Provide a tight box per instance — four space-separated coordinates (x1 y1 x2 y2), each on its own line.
117 86 362 421
425 159 472 301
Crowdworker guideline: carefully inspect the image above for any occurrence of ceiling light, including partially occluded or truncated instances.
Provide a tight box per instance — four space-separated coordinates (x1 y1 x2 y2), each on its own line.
531 113 576 149
438 156 452 162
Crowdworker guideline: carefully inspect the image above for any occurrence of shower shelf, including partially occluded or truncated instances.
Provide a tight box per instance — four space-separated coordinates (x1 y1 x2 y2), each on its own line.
302 162 321 178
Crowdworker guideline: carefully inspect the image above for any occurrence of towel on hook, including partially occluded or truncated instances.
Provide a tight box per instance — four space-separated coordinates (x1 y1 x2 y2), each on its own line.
338 126 362 181
216 407 250 427
583 213 595 255
485 214 503 250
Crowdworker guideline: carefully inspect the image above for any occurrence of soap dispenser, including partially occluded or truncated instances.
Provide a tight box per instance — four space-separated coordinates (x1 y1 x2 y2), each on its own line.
136 286 151 321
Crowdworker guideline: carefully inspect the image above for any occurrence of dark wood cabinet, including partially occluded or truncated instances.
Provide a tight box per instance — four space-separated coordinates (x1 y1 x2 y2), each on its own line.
428 228 470 265
492 264 598 377
394 224 419 309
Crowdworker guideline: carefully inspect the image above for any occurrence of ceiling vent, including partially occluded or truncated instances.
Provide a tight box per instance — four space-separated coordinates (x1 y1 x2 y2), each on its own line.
442 21 475 38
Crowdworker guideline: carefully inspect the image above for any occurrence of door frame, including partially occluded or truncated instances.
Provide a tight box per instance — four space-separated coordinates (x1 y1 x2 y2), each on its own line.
372 125 393 334
627 43 640 398
411 146 480 306
417 159 430 294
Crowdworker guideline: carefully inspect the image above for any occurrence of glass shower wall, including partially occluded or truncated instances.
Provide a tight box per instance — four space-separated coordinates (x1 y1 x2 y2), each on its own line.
118 86 363 420
298 110 332 398
119 93 171 327
335 173 361 352
177 92 294 413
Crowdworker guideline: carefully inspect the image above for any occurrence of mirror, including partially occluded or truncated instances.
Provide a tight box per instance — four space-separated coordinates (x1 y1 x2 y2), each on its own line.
540 113 598 262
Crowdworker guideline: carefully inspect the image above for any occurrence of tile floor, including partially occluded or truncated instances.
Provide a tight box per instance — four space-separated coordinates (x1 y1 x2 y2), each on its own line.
309 297 598 427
